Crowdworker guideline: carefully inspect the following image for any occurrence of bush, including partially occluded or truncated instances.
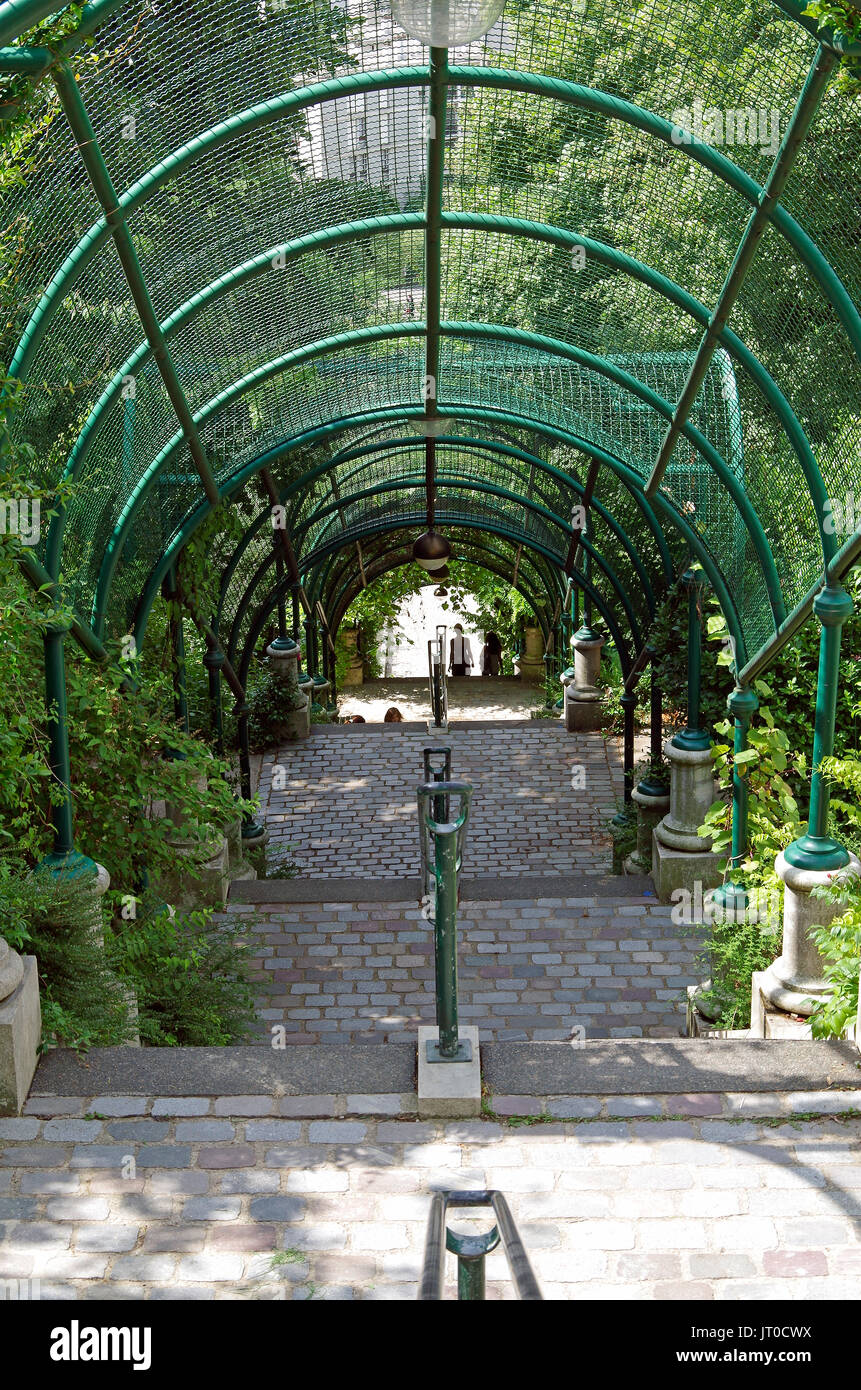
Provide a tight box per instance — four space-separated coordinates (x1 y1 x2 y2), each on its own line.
246 661 305 749
110 900 257 1047
0 868 136 1050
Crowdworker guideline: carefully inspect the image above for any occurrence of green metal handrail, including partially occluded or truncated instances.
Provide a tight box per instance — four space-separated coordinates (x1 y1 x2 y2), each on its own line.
428 628 448 731
419 1191 542 1301
417 777 472 1064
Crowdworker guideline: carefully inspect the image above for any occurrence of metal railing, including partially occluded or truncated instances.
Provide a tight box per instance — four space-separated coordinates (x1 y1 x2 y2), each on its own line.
428 623 448 729
417 756 471 1064
419 1190 543 1300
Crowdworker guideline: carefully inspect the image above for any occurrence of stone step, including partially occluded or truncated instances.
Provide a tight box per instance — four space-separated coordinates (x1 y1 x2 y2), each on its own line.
229 871 656 904
29 1038 861 1101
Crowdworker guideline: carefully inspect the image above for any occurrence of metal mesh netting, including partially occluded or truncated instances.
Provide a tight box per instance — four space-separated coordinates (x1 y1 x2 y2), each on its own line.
2 0 859 671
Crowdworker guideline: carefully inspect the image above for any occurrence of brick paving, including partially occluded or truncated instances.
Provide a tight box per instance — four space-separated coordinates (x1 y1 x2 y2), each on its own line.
3 1100 861 1300
260 724 622 879
240 895 698 1043
337 676 545 723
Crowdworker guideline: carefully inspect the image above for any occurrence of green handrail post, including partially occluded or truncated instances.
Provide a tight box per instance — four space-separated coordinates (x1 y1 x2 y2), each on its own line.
203 647 225 756
435 825 459 1057
418 779 472 1063
672 568 711 753
38 623 98 879
710 684 760 917
446 1225 499 1300
423 745 452 824
639 644 669 796
621 690 637 802
784 583 854 872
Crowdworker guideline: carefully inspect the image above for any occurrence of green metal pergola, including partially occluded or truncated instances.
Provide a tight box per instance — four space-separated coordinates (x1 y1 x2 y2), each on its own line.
2 0 860 886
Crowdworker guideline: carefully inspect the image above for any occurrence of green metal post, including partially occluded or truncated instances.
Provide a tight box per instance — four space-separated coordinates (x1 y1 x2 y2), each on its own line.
711 685 760 916
645 43 837 499
203 648 225 756
51 63 220 510
434 826 460 1058
672 569 711 752
621 691 637 803
39 625 97 877
458 1252 486 1300
784 584 853 872
638 646 669 796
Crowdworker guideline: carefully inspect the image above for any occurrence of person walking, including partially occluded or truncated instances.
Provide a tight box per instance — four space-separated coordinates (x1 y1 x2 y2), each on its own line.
481 630 503 677
449 623 474 677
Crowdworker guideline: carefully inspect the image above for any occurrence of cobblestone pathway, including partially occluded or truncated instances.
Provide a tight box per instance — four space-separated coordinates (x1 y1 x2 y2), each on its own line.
260 724 621 879
242 895 697 1043
4 1100 861 1300
337 676 545 723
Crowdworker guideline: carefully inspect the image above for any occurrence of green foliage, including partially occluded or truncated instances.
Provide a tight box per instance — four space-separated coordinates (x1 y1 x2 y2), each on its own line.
700 680 806 892
246 660 304 749
803 2 861 92
695 913 782 1032
806 755 861 1039
808 870 861 1039
0 869 135 1050
110 903 256 1048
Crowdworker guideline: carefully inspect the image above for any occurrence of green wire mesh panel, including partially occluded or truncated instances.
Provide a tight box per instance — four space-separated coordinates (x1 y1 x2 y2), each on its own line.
2 0 859 675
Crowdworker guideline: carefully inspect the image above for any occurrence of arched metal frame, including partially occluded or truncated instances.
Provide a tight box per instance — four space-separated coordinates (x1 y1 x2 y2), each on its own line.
2 14 857 680
5 0 859 878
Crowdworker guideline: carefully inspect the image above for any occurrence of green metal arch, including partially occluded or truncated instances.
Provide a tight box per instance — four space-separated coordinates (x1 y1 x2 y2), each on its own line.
322 545 560 651
130 402 748 668
94 319 782 634
45 210 832 577
294 471 646 643
222 467 646 662
213 422 672 626
12 63 861 390
283 435 660 605
236 514 633 687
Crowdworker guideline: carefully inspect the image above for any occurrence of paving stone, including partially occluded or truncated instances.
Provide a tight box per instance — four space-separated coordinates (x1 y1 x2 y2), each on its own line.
75 1225 140 1252
151 1099 212 1117
175 1122 236 1142
88 1098 150 1117
249 1196 307 1222
183 1197 243 1221
308 1122 367 1143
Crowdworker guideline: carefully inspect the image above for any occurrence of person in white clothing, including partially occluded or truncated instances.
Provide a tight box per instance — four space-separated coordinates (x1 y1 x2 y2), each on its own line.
449 623 474 677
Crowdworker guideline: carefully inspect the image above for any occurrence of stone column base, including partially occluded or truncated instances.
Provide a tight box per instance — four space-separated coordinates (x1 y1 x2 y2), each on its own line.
564 687 604 732
758 850 861 1020
651 833 723 904
625 785 669 873
0 956 41 1115
749 971 813 1038
151 825 231 910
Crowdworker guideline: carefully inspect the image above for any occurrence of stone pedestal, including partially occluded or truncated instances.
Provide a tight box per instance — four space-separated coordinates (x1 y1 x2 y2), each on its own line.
266 636 300 683
564 628 605 732
152 825 231 910
226 815 258 885
417 1025 481 1118
624 783 670 874
652 739 722 902
341 629 364 687
514 625 545 682
0 948 41 1115
751 852 861 1031
242 822 270 878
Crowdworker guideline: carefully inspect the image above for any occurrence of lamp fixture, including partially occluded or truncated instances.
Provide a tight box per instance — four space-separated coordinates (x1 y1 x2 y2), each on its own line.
385 0 506 46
